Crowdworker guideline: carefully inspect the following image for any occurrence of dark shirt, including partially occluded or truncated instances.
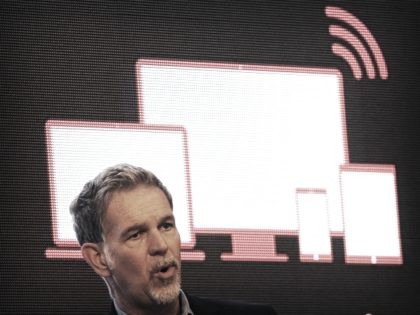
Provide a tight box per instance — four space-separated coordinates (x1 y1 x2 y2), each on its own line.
109 291 277 315
186 293 277 315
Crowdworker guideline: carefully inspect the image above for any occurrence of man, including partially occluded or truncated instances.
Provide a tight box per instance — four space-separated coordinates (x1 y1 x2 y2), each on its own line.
70 163 277 315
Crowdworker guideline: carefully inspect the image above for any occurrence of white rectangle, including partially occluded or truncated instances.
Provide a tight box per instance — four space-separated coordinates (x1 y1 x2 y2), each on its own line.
297 189 332 262
340 165 402 264
46 121 194 247
137 60 347 234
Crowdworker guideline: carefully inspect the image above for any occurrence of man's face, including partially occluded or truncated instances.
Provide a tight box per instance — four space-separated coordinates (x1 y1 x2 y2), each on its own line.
100 185 181 308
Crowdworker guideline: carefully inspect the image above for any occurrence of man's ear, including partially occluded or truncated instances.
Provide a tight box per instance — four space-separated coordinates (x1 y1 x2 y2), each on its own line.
81 242 111 278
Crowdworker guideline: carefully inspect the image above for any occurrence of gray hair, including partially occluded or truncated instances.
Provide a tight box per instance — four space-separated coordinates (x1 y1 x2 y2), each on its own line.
70 163 173 245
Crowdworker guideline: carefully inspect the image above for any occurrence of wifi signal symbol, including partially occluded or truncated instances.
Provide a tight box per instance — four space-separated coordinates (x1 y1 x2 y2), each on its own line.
325 6 388 80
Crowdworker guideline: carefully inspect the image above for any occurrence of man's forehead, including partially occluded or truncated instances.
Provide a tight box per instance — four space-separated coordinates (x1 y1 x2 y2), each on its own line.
102 185 173 229
107 185 168 208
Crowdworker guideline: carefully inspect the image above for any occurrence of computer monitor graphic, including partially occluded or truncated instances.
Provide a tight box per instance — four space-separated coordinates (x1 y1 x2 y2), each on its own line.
136 60 348 262
45 59 402 265
45 121 204 260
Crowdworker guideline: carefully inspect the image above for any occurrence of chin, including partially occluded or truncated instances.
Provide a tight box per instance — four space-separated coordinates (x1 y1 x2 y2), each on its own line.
149 274 181 305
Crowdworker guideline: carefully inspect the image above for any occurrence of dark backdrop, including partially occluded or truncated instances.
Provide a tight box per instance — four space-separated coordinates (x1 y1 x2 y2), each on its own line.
1 1 419 314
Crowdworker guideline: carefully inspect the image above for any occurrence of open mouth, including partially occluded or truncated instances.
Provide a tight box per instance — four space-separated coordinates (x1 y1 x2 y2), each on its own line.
160 266 170 273
153 259 178 276
153 263 177 281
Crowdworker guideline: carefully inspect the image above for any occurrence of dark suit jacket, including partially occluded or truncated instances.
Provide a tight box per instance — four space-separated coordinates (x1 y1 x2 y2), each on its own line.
109 293 277 315
186 293 277 315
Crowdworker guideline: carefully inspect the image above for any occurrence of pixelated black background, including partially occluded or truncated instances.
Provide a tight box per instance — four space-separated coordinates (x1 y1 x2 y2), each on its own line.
1 1 419 314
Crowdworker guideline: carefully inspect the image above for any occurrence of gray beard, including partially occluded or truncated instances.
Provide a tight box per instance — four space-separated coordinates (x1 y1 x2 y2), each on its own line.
148 271 181 305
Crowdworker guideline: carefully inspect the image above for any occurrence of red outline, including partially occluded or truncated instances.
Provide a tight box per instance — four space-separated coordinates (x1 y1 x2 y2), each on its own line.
339 164 403 265
296 189 333 263
45 119 204 261
220 231 289 262
45 120 79 248
45 248 83 260
331 43 362 80
136 58 349 262
330 25 375 79
326 6 389 80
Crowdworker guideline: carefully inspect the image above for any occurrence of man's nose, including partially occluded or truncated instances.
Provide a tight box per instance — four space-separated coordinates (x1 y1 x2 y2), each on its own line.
148 230 169 256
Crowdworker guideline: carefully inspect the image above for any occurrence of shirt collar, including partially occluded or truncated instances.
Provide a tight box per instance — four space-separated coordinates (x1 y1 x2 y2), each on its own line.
113 290 194 315
180 289 194 315
113 300 127 315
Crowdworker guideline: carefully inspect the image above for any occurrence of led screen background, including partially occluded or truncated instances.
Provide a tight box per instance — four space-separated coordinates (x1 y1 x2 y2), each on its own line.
1 1 419 314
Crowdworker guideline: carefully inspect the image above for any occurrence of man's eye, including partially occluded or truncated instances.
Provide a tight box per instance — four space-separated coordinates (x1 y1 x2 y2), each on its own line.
162 222 174 230
129 231 141 239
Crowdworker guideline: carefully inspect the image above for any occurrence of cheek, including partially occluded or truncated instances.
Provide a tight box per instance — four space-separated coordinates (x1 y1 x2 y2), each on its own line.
108 247 148 275
170 231 181 253
115 254 150 286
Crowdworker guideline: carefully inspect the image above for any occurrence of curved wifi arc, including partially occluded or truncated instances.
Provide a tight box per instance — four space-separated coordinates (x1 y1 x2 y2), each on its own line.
325 6 388 80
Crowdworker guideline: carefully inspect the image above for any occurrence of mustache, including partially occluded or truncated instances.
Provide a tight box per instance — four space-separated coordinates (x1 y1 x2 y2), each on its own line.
151 257 179 273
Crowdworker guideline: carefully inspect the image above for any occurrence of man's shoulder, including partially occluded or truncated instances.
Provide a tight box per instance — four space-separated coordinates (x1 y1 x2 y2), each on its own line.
186 293 277 315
